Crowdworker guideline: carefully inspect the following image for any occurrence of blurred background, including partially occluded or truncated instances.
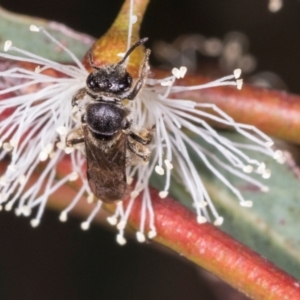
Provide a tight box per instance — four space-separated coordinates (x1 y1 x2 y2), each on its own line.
0 0 299 299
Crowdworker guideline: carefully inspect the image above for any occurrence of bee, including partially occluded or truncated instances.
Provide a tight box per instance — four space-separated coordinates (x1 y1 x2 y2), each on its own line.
66 38 152 203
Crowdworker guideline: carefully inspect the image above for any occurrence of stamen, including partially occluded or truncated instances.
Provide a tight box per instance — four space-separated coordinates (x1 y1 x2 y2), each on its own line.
179 66 187 78
159 191 168 198
107 216 118 226
8 164 17 172
257 163 266 174
126 0 134 54
39 150 48 161
236 79 243 90
9 138 18 148
29 25 40 32
261 186 269 192
197 215 207 224
155 165 165 175
268 0 283 12
265 141 274 147
0 23 90 234
18 175 26 185
21 206 32 217
233 68 242 79
107 202 123 225
30 218 40 228
148 230 157 239
59 211 68 222
0 176 7 186
65 147 74 154
130 190 139 198
262 169 271 179
45 143 54 153
161 80 173 86
5 201 14 211
80 201 102 230
56 126 68 135
214 217 224 226
59 186 87 222
87 193 94 203
4 40 12 52
127 176 133 185
240 200 253 207
164 159 173 170
80 222 89 230
56 142 65 150
131 15 138 24
35 66 41 73
243 165 253 173
117 220 126 231
68 172 79 181
194 201 208 208
172 66 187 79
3 142 13 151
273 149 283 160
136 231 146 243
116 233 127 246
277 155 286 164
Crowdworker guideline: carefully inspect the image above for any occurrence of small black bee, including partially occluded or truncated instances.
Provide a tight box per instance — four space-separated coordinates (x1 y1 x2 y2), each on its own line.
66 38 152 203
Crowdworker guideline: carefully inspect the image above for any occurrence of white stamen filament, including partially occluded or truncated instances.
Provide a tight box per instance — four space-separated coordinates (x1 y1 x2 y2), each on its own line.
0 4 279 244
81 200 102 230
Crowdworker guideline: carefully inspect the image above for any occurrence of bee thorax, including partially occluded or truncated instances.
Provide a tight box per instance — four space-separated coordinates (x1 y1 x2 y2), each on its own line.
86 102 129 139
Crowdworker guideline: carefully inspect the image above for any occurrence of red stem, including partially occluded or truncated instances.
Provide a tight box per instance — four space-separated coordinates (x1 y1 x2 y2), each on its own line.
46 157 300 300
126 189 300 300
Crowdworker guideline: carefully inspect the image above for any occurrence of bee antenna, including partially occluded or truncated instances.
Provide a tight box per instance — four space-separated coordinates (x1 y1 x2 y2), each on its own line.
117 37 149 65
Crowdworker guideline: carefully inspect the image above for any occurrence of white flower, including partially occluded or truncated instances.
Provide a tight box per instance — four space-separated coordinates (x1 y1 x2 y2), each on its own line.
0 23 284 245
268 0 283 12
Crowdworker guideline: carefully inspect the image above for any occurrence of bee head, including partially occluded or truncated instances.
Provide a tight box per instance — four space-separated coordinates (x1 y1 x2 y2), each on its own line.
86 37 148 95
86 65 132 95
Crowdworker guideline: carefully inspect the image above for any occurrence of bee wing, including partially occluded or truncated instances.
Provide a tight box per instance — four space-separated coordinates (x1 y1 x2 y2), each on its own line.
83 125 130 203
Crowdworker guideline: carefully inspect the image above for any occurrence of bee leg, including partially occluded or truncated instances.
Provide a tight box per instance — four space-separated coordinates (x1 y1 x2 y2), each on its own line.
128 131 151 145
127 139 151 162
66 127 85 147
128 124 155 145
123 49 151 101
127 128 153 162
72 87 87 107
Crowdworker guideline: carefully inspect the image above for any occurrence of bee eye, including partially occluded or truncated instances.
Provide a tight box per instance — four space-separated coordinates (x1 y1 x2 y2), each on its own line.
105 80 112 89
126 74 132 84
122 119 130 130
119 73 132 91
87 74 98 90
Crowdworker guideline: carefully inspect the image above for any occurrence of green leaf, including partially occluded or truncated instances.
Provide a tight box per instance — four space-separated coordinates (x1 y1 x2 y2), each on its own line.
156 131 300 279
0 6 93 62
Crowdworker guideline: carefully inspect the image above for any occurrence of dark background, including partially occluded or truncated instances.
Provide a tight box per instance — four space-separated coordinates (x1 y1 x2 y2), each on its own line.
1 0 300 92
0 0 299 299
